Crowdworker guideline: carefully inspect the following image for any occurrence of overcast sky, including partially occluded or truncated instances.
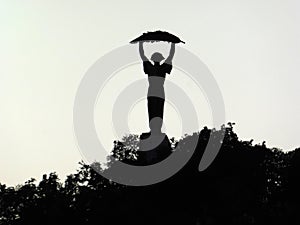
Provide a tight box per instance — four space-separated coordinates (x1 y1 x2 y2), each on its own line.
1 0 300 186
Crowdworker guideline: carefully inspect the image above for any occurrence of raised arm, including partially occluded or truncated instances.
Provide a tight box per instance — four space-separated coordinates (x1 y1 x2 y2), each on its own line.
139 42 149 62
165 43 175 64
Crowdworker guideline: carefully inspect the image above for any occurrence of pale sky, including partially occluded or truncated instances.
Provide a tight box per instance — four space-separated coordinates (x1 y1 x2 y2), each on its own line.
1 0 300 186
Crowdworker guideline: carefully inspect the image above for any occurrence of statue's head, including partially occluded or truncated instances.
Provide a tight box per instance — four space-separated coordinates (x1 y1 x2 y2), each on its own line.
151 52 165 63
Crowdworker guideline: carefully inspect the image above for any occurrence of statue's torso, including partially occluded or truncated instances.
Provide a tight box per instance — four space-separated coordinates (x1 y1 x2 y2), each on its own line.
143 61 172 99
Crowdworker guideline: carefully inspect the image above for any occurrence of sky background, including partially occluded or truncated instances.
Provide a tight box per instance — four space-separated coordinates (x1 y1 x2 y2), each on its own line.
1 0 300 186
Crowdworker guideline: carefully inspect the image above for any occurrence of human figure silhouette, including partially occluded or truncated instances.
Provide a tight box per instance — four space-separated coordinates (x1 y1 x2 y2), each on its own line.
139 42 175 134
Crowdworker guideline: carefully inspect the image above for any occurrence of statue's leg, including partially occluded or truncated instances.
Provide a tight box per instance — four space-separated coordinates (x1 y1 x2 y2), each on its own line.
147 96 164 133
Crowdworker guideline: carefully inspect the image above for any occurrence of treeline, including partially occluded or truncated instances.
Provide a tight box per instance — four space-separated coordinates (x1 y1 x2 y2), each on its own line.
0 123 299 225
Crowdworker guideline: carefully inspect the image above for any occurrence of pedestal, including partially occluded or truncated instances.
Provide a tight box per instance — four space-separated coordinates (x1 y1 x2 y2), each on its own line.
137 132 172 165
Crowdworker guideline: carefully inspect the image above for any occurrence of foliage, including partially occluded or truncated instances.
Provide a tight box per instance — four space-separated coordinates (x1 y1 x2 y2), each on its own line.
0 123 299 225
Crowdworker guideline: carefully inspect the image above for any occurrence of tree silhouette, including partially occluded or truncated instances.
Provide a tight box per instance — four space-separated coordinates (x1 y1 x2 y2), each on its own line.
0 123 299 225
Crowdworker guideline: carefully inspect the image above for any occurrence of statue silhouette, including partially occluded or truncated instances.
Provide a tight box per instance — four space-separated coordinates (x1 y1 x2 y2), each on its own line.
139 41 175 134
129 31 183 155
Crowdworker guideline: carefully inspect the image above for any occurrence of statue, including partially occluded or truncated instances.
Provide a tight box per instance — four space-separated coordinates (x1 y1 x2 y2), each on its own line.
139 41 175 134
130 31 184 162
